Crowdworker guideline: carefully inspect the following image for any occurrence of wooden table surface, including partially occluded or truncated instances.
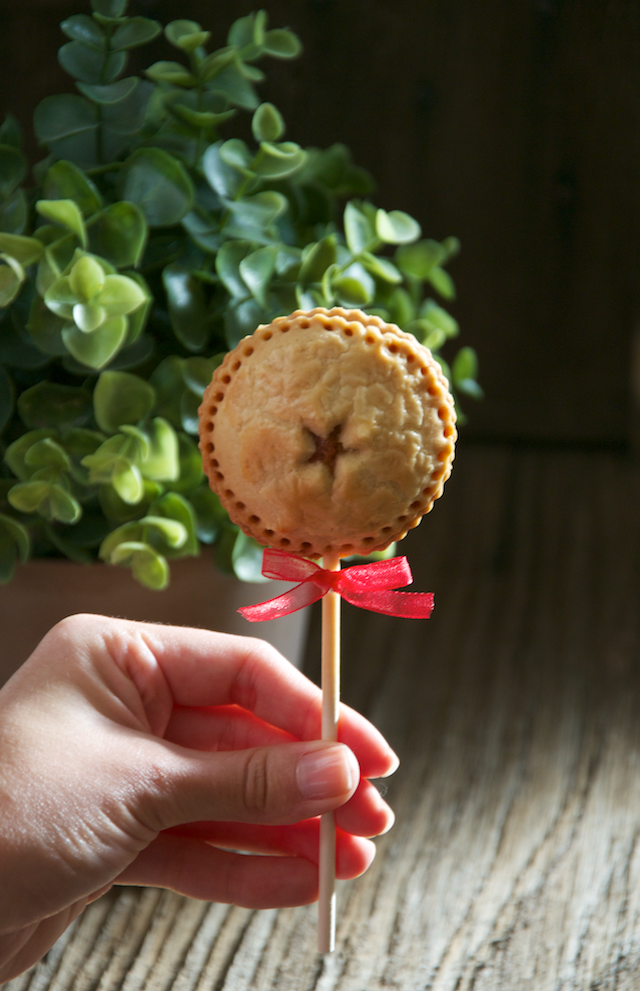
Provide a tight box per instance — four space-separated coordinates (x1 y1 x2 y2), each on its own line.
4 443 640 991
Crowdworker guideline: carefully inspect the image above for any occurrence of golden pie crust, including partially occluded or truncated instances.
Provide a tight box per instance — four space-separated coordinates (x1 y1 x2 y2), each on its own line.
198 307 456 559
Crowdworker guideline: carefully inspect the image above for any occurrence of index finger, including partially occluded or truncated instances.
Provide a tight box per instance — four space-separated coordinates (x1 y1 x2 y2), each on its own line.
113 621 398 780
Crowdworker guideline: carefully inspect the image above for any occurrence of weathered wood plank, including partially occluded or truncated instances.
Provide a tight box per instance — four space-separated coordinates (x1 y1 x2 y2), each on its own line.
4 444 640 989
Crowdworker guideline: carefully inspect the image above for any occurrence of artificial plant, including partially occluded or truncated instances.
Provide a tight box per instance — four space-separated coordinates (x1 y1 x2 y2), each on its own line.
0 0 481 589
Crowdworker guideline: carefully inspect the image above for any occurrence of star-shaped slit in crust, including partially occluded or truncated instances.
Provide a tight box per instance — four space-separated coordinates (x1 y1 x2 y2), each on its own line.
306 424 347 476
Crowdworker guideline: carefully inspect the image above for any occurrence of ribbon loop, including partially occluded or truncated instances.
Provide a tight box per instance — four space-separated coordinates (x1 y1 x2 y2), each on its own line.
238 550 434 622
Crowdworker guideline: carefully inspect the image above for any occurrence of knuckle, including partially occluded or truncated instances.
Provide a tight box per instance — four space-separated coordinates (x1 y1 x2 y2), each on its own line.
241 749 270 816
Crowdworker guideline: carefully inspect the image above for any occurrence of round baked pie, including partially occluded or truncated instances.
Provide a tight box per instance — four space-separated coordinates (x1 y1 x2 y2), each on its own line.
198 307 457 559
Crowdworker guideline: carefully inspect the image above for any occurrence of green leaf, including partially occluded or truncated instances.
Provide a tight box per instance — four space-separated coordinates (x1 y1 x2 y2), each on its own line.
5 429 56 481
145 61 196 87
201 49 238 83
239 245 276 308
0 233 45 267
376 209 421 245
122 272 151 343
111 541 169 589
111 462 144 503
0 363 13 431
228 13 256 47
189 485 225 543
69 255 105 301
165 20 210 52
87 200 149 268
26 298 67 357
333 263 375 307
453 347 483 399
33 95 97 147
0 189 27 235
344 201 374 255
121 149 195 227
262 28 302 58
168 102 233 132
72 301 106 332
76 77 137 105
182 355 220 396
101 80 153 136
179 390 199 434
59 42 127 85
360 252 402 284
428 266 456 300
165 434 204 495
162 264 211 352
44 276 76 321
219 138 253 172
209 62 259 111
299 235 337 283
111 17 162 50
150 491 198 556
0 116 23 150
95 273 148 316
24 438 71 471
91 0 127 16
64 427 105 458
9 479 82 524
215 240 250 298
252 103 285 143
94 370 155 432
0 254 24 306
253 9 268 46
420 298 459 338
224 297 264 349
141 418 179 481
0 144 27 199
140 514 187 548
227 191 287 228
0 513 30 563
254 141 306 179
395 239 445 279
62 315 128 369
61 14 105 50
233 531 269 582
36 200 87 248
149 355 184 426
165 19 201 41
202 141 244 199
18 383 92 431
386 287 416 327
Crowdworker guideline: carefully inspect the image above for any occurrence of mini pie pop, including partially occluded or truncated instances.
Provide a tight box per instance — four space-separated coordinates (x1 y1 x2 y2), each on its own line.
198 307 456 557
198 306 457 953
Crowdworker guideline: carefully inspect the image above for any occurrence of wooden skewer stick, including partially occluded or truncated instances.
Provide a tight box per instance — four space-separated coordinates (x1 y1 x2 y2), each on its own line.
318 552 341 954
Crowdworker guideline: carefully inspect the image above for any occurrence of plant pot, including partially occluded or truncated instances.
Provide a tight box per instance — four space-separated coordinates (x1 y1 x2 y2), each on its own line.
0 554 309 687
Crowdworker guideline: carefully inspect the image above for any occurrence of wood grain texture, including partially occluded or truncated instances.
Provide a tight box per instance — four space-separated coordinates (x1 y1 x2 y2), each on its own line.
1 2 640 442
3 443 640 989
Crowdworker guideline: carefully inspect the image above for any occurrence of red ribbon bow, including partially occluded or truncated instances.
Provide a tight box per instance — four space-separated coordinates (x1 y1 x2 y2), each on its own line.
238 549 435 621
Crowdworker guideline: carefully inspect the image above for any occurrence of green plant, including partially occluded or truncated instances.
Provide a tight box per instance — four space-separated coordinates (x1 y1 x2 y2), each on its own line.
0 0 481 589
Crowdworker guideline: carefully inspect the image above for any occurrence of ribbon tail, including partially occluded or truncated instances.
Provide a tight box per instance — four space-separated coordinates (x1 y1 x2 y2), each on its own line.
342 589 435 619
239 580 325 622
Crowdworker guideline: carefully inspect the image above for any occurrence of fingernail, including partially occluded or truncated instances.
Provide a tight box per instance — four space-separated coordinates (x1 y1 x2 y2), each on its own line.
379 806 396 834
297 745 359 800
381 750 400 777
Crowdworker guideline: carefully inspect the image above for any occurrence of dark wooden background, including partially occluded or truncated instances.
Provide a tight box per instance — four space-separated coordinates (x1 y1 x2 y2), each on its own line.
3 0 640 445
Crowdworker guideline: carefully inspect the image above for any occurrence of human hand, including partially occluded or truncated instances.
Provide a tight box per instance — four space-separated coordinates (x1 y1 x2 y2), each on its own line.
0 614 397 981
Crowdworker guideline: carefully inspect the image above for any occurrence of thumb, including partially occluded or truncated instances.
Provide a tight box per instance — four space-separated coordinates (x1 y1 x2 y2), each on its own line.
134 740 360 831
